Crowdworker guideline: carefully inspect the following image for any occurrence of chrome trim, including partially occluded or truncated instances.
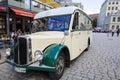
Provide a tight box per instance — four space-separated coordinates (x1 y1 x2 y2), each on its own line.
6 58 39 66
26 36 32 64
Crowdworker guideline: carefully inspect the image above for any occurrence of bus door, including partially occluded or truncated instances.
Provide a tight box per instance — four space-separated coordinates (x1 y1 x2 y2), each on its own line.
71 12 83 59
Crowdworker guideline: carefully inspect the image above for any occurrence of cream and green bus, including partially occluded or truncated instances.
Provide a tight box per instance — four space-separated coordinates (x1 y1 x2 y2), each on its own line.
6 6 92 80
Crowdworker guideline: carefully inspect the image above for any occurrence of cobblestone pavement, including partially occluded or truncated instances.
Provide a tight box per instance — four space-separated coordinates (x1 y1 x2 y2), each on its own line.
0 48 6 64
0 33 120 80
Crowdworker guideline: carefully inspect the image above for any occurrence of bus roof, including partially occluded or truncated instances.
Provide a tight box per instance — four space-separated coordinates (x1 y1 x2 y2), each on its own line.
34 6 83 19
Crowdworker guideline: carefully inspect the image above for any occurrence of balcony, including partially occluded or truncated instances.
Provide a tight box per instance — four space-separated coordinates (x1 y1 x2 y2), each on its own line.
31 3 44 12
8 0 30 10
31 0 52 12
8 0 46 13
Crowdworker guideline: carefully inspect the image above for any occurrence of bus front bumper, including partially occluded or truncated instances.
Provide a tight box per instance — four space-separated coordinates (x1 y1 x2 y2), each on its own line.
6 59 56 73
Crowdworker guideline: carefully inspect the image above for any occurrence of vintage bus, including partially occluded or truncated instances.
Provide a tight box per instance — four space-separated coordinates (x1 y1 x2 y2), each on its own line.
6 6 92 80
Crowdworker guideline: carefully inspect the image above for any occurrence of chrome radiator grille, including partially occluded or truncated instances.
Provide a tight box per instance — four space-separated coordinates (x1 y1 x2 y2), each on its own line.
14 37 27 65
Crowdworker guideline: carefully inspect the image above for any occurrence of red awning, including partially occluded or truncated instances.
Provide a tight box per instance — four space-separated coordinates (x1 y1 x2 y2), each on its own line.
10 8 35 18
0 6 7 11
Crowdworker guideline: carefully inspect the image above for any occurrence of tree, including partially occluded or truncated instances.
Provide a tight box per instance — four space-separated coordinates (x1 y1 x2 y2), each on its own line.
92 18 97 28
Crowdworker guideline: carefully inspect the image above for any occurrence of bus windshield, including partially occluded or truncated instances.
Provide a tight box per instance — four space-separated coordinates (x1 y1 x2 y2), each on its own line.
32 15 71 33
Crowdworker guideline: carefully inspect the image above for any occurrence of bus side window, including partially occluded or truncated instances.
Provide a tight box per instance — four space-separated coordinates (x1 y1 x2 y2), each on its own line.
80 23 86 30
72 12 79 30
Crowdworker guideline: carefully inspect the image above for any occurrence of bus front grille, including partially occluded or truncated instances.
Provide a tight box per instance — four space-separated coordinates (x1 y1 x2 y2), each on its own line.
14 37 27 65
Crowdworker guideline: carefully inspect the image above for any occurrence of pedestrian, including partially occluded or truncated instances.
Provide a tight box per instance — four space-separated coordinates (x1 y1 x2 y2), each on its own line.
17 29 22 36
11 32 15 39
111 28 115 37
116 28 120 37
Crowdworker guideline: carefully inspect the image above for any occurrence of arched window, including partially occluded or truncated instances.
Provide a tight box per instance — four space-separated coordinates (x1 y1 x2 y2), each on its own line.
116 2 118 4
112 25 115 29
116 25 119 29
109 2 111 5
112 2 115 4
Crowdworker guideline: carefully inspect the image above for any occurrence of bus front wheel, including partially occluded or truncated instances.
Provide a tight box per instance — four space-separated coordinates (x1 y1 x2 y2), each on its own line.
49 52 65 80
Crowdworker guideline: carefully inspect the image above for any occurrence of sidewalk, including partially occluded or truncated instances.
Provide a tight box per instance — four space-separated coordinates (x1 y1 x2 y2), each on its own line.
0 48 6 64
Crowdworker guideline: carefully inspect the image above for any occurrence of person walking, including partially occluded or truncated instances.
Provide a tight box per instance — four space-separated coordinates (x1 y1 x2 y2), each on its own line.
116 28 120 37
111 28 115 37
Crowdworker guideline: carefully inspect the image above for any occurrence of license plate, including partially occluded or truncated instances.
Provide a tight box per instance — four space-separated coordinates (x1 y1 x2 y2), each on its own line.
14 67 26 73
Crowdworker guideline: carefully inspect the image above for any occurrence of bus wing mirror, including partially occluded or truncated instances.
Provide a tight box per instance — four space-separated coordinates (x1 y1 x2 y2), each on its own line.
64 31 69 36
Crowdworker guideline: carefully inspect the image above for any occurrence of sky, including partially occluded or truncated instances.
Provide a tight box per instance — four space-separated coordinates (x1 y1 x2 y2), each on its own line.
72 0 105 14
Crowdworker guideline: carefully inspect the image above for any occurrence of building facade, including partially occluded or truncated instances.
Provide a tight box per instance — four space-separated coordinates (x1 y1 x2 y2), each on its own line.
61 3 83 10
89 14 99 20
0 0 53 37
98 0 120 31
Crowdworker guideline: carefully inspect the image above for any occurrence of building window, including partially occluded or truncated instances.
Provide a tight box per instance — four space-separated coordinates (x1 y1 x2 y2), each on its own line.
32 1 39 7
109 2 111 5
113 17 116 22
116 7 118 10
118 17 120 22
107 13 110 16
112 25 115 29
108 7 110 10
116 25 119 29
116 2 118 4
112 2 115 4
112 7 114 10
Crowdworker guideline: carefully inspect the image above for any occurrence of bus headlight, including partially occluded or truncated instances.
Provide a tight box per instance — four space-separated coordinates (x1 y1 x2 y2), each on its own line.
6 48 11 56
34 50 43 61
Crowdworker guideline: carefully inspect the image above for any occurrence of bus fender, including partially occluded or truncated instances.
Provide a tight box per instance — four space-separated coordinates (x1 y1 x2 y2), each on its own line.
42 44 70 69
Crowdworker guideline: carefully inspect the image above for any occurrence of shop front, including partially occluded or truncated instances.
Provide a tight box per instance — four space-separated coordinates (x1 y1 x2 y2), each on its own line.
9 7 36 34
0 6 36 37
0 5 10 48
0 6 7 37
